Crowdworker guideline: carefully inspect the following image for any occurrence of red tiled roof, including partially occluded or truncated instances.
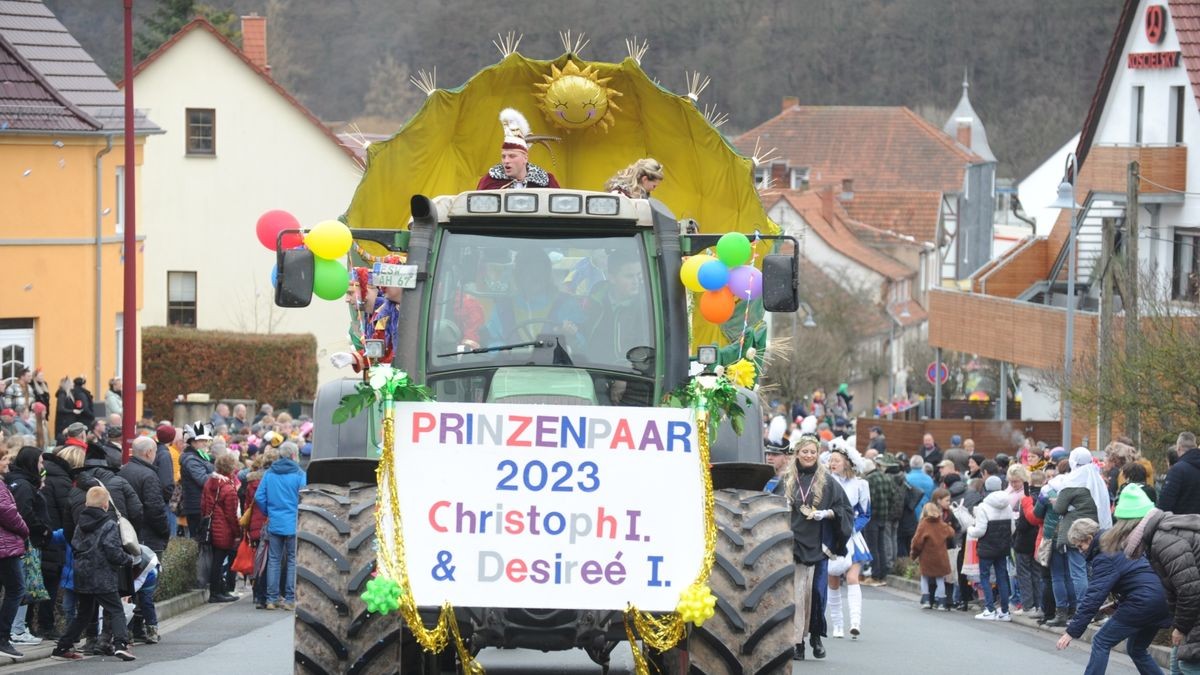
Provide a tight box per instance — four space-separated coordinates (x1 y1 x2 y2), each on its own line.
0 31 99 132
1171 1 1200 121
124 18 359 164
839 189 943 244
767 189 915 281
734 106 985 194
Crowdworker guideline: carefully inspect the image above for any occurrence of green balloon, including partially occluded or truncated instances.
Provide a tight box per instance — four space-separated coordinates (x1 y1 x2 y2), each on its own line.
716 232 752 267
313 257 350 301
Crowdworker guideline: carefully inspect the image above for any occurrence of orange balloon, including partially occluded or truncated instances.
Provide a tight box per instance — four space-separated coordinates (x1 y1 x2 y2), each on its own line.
700 288 736 324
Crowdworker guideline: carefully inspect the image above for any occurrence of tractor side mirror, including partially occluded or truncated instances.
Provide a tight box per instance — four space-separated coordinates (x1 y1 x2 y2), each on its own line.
275 247 315 308
761 254 799 312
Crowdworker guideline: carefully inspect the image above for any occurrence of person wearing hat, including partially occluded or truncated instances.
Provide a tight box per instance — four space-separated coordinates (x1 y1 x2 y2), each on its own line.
1055 496 1171 675
179 422 220 541
867 426 886 454
477 109 560 190
153 426 177 537
763 417 792 493
1101 484 1200 673
944 435 969 475
826 444 872 640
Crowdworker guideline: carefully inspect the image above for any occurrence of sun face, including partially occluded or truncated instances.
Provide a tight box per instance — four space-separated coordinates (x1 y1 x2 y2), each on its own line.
534 60 622 132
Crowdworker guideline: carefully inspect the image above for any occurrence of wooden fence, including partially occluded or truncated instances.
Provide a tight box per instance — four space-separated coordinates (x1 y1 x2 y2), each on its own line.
856 418 1062 458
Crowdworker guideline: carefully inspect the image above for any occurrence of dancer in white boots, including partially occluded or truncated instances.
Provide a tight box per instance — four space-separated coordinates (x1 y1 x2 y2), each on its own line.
827 441 872 639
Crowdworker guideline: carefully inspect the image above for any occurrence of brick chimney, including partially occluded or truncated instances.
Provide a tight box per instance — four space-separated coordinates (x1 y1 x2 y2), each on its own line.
820 187 835 222
241 14 268 72
956 119 971 148
781 96 799 112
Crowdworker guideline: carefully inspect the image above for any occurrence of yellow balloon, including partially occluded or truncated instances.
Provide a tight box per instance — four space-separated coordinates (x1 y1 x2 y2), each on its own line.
306 219 353 260
680 254 716 293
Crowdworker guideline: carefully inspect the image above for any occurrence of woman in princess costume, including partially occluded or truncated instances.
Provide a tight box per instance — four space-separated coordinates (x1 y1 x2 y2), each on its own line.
826 441 872 640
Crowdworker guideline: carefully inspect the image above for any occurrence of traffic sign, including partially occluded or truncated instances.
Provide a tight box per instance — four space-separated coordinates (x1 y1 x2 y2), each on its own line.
926 361 949 385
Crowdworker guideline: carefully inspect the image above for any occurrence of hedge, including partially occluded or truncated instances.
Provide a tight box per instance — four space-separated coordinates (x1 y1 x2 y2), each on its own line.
142 326 317 419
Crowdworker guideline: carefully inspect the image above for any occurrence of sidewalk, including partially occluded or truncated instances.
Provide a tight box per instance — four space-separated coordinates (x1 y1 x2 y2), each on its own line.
6 589 208 666
885 574 1174 669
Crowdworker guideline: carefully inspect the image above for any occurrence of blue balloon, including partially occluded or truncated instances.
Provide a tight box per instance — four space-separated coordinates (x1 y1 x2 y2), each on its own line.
697 260 729 291
271 264 279 289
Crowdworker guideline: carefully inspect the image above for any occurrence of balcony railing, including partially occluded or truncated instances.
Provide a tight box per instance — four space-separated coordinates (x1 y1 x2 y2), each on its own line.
1083 144 1186 195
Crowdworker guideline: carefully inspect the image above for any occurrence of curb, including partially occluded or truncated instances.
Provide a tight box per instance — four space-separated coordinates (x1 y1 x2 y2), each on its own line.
9 590 208 666
885 575 1173 668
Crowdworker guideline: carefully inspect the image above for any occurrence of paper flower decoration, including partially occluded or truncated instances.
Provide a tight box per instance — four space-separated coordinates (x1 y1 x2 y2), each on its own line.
725 358 756 389
362 576 404 615
676 583 717 627
368 365 411 400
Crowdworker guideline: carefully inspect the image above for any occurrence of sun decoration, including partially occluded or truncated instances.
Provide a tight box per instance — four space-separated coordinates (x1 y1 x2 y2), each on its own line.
534 60 622 132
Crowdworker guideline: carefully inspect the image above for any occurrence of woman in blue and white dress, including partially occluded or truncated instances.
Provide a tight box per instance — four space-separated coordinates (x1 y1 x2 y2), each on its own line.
827 443 872 640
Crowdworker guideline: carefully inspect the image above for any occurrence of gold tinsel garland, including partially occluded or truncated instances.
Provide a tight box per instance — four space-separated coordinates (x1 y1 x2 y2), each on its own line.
375 406 717 675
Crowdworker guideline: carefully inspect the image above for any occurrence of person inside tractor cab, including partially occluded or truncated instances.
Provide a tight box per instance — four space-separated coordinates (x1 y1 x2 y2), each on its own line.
586 256 650 365
481 247 582 348
476 108 559 190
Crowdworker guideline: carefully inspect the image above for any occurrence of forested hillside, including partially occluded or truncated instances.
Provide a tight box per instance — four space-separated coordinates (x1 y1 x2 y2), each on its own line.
48 0 1123 178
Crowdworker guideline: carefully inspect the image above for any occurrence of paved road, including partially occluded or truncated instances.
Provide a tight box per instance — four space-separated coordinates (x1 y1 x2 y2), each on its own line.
4 586 1143 673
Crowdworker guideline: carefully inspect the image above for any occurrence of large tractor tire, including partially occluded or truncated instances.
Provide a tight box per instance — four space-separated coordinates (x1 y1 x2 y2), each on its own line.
294 482 403 675
684 489 795 675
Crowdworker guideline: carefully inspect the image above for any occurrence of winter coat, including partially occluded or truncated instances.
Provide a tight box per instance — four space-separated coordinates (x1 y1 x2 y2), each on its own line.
54 389 77 437
1015 494 1043 555
71 506 136 595
1035 486 1062 543
1137 510 1200 663
88 441 122 472
255 458 307 536
778 465 853 565
40 451 74 572
69 462 143 535
153 443 175 504
969 491 1014 559
1066 537 1170 640
887 471 908 522
1158 450 1200 515
201 475 241 550
0 480 29 558
120 457 170 553
910 516 955 578
242 473 269 542
179 448 214 516
905 469 935 518
6 466 49 548
865 469 895 526
1054 486 1100 547
104 390 122 417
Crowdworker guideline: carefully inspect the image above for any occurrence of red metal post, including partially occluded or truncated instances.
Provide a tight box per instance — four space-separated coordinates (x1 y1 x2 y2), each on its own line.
121 0 136 463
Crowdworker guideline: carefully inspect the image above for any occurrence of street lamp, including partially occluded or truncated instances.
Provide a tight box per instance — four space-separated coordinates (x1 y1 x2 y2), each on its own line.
800 301 817 328
1049 153 1080 450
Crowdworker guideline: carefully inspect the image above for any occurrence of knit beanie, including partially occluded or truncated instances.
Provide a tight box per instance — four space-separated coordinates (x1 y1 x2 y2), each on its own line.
1114 483 1155 520
156 425 176 444
984 475 1002 493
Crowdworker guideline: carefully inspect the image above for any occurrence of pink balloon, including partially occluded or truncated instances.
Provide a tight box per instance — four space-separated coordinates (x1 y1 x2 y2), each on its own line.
726 265 762 301
256 210 302 251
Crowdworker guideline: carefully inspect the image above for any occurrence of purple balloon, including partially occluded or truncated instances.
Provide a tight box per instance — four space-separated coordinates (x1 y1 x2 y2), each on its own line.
727 265 762 301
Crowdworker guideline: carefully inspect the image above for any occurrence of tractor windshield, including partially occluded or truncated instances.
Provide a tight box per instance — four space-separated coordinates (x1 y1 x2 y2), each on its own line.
426 231 656 402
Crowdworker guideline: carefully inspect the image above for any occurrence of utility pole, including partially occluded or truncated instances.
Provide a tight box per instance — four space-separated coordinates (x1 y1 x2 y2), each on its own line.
1097 216 1116 450
1125 162 1140 444
121 0 137 463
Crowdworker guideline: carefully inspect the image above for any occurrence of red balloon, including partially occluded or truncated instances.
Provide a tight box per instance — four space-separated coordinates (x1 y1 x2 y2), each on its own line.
700 287 736 324
256 210 302 251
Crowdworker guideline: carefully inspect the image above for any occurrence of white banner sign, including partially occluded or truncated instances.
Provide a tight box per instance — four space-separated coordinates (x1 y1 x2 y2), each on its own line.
390 401 705 611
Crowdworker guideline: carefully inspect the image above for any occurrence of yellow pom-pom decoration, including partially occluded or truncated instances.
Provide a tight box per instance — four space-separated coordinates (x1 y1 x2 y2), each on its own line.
725 358 756 389
676 583 718 627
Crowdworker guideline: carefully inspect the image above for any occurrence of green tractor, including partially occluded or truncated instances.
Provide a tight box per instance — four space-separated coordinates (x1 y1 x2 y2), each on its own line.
277 190 800 674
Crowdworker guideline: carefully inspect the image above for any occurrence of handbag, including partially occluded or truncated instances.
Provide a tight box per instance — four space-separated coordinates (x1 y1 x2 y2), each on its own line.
199 482 221 545
20 545 49 605
169 482 184 517
109 498 141 554
231 537 255 576
239 500 253 530
1035 536 1053 567
253 529 270 578
961 537 980 579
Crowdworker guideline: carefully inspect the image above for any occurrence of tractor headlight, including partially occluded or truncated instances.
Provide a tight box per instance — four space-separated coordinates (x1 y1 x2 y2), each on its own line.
586 196 619 216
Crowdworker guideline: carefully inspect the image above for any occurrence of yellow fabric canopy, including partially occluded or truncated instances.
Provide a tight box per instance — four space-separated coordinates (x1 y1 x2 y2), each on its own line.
344 52 776 346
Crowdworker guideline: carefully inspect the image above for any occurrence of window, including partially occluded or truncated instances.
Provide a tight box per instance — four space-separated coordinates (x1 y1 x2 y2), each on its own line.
167 271 197 326
789 167 810 190
1171 86 1186 144
185 108 215 155
114 312 123 375
1132 86 1145 144
1173 230 1200 302
114 166 124 233
754 166 769 188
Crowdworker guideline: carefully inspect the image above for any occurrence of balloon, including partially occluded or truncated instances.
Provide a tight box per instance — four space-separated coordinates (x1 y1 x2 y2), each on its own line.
305 219 353 260
680 254 715 293
312 257 350 301
716 232 752 267
727 265 762 300
256 210 302 251
697 260 729 291
699 287 735 324
270 264 279 289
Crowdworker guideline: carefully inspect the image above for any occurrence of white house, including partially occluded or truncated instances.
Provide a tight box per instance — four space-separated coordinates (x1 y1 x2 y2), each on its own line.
127 17 363 388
